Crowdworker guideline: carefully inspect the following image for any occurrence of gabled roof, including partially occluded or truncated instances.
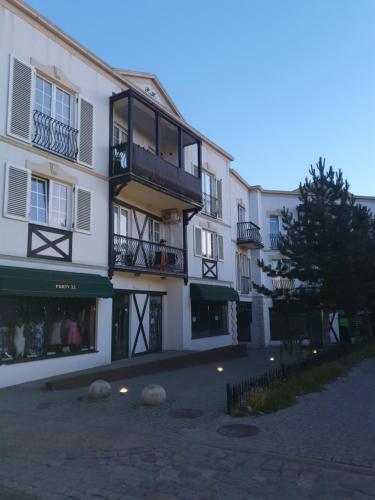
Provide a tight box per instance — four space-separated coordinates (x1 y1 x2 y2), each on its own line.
113 68 184 121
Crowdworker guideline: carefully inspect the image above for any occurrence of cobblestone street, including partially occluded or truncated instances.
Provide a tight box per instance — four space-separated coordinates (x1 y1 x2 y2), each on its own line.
1 353 375 499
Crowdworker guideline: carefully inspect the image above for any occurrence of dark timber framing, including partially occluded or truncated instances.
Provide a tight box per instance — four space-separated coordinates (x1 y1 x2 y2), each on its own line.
27 224 72 262
108 87 203 281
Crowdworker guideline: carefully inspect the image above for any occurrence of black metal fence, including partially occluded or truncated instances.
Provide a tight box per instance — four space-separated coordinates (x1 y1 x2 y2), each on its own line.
32 110 78 161
226 343 363 415
270 233 281 250
113 234 185 274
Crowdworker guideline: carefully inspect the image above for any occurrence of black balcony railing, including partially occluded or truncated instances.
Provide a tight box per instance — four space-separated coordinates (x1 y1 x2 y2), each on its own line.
111 143 128 176
32 110 78 161
202 193 218 218
237 221 262 246
113 234 185 275
270 233 281 250
240 276 252 294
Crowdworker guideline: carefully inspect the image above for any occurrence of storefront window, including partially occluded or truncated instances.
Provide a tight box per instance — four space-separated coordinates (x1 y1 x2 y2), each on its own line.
191 300 228 339
0 296 96 363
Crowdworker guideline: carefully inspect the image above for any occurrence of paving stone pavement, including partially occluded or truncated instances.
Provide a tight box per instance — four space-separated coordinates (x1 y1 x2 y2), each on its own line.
0 351 375 499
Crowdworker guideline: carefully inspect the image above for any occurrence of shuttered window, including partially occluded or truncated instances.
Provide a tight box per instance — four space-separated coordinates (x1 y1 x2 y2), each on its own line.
194 226 202 256
7 56 34 143
74 186 92 233
79 98 94 167
4 164 31 221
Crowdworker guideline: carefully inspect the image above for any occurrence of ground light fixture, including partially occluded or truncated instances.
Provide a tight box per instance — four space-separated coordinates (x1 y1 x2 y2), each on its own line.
216 366 224 372
312 349 318 355
119 387 129 394
269 356 275 362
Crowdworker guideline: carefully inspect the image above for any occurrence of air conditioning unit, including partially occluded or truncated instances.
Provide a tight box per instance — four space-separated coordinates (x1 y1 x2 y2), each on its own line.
162 209 181 224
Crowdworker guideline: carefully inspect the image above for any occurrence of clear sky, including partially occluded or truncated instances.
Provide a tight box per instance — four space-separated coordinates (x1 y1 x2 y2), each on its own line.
26 0 375 194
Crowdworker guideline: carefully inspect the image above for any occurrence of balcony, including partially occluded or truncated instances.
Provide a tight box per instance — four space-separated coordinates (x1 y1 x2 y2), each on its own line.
270 233 281 250
272 277 294 291
110 89 202 208
32 110 78 161
237 221 263 249
201 193 218 218
113 234 186 277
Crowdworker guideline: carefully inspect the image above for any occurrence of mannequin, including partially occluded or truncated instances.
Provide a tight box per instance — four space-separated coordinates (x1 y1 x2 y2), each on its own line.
14 317 26 358
0 314 10 359
66 314 81 351
31 315 45 357
50 310 63 347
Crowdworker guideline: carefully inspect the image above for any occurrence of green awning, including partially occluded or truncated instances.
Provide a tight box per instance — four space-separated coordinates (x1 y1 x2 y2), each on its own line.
190 283 239 302
0 266 113 298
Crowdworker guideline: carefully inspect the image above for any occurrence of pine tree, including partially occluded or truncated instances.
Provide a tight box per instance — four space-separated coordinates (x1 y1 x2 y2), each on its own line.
254 158 375 345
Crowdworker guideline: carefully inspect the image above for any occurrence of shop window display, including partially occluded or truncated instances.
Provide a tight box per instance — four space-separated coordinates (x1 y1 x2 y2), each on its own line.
0 297 96 363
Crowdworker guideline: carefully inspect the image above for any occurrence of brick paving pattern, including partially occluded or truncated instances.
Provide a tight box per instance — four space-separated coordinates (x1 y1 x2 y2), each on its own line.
0 351 374 499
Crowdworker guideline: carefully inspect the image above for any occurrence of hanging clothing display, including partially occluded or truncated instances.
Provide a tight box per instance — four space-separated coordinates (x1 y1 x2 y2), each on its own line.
66 319 81 345
50 321 62 345
31 321 45 357
14 324 26 357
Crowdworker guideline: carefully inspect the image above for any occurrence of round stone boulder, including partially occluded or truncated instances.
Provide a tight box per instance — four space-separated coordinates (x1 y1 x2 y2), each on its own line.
141 384 166 406
88 380 112 400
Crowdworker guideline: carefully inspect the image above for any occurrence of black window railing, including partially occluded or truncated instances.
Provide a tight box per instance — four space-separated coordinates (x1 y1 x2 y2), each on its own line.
270 233 281 250
202 193 218 218
272 277 294 290
113 234 185 275
32 110 78 161
111 142 128 176
237 221 262 245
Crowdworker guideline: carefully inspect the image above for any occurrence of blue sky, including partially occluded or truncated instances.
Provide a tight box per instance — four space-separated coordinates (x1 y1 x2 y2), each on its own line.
27 0 375 194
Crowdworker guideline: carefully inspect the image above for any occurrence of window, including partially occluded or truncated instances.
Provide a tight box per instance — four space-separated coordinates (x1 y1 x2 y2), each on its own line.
148 219 161 243
270 215 280 234
0 296 96 363
113 124 127 146
191 300 228 338
202 171 217 217
114 206 128 236
35 76 72 125
202 229 215 259
194 227 224 261
238 205 246 222
237 253 251 294
30 178 47 224
30 176 70 229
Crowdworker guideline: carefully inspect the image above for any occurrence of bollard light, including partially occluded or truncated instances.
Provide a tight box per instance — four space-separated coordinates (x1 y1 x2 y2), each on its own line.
269 356 275 362
216 366 224 372
119 387 128 394
312 349 318 355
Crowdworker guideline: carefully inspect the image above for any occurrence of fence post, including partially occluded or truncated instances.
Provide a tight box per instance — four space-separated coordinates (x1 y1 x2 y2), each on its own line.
226 383 231 415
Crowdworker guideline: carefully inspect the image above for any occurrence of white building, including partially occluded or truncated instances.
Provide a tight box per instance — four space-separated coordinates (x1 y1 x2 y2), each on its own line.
1 0 373 389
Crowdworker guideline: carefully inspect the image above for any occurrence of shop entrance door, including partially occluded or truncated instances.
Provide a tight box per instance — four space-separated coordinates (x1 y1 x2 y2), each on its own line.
237 302 252 342
149 295 162 353
112 293 130 360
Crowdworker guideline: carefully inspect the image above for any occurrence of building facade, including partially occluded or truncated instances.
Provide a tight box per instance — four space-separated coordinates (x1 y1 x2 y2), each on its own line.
1 0 374 389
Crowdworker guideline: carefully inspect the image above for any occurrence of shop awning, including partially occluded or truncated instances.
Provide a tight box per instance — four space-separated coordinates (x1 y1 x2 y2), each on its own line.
0 266 113 298
190 283 239 302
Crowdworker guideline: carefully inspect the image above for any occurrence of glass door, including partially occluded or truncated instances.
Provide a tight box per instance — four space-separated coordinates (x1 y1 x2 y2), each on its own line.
112 293 130 360
149 295 162 353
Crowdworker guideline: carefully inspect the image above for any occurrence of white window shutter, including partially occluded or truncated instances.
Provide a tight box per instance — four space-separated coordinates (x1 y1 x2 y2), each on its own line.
7 55 35 143
3 163 31 221
78 97 94 167
216 178 223 219
217 234 224 261
194 226 202 256
74 186 92 233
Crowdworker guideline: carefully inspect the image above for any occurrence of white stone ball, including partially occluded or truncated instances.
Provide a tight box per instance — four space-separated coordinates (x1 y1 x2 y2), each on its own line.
88 380 112 400
141 384 166 406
